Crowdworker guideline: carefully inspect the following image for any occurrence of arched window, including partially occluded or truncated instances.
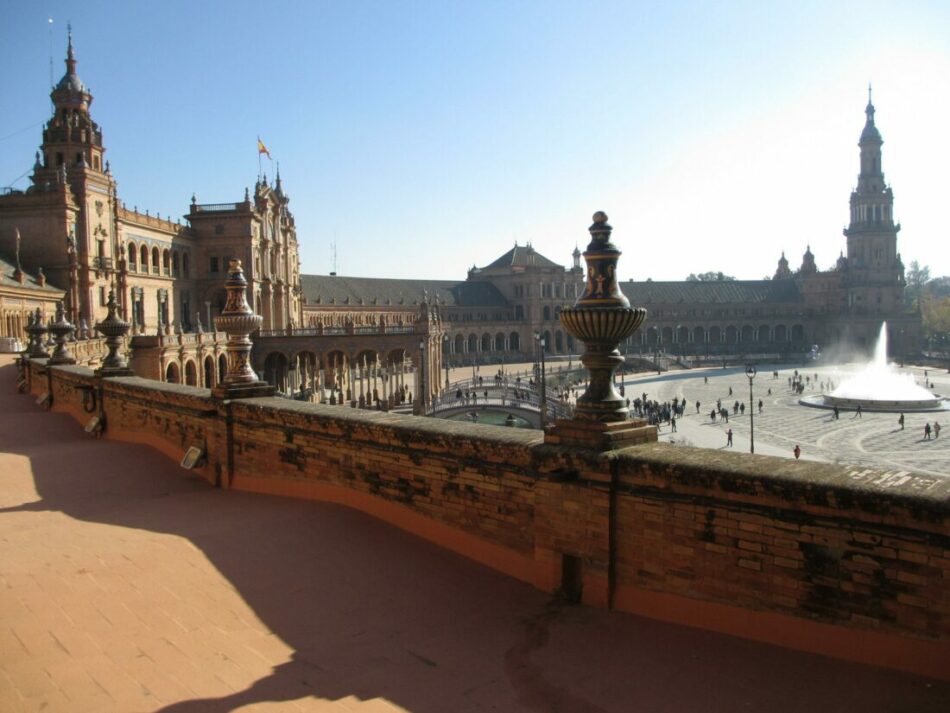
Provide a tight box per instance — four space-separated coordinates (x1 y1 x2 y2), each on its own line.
140 245 148 271
128 243 137 269
162 249 171 276
204 356 215 388
543 305 551 321
165 362 181 384
184 360 198 386
172 252 180 276
151 247 160 274
182 253 190 277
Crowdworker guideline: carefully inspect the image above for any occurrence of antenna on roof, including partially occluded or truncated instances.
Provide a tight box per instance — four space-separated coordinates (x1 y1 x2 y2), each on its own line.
48 18 54 103
330 241 337 276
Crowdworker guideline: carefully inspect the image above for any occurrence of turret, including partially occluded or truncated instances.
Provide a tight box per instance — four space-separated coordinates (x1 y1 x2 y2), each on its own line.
33 27 106 181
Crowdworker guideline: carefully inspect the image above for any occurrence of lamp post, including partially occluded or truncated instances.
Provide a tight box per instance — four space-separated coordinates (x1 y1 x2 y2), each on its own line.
535 331 548 430
746 364 757 454
418 339 427 415
443 334 450 390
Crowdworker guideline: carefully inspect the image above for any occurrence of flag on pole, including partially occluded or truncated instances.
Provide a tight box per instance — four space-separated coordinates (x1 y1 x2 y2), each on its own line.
257 137 272 159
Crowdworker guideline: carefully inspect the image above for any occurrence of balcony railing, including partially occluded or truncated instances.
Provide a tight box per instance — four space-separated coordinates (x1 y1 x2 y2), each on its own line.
193 203 239 213
92 256 114 271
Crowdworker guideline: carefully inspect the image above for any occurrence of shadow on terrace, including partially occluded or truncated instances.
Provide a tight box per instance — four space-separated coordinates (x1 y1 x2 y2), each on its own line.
0 359 946 712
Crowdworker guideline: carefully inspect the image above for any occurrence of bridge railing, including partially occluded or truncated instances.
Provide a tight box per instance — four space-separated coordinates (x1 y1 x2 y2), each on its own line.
431 379 573 420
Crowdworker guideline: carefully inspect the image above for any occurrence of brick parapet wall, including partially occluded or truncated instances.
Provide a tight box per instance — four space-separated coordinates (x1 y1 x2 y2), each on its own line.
23 358 949 678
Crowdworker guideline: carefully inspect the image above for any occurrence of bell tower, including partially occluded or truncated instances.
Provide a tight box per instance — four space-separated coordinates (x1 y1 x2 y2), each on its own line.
842 87 902 286
31 28 118 326
34 28 108 179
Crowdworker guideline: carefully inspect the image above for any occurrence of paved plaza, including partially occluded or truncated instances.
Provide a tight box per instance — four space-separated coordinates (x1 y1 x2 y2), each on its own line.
621 362 950 477
1 356 948 711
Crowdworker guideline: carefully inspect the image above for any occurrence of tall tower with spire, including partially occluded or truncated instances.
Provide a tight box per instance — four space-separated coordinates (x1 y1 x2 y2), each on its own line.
28 27 118 325
842 87 903 288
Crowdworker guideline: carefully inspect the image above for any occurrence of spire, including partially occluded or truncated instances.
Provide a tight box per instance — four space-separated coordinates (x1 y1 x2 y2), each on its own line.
66 23 76 75
53 24 88 97
861 83 881 144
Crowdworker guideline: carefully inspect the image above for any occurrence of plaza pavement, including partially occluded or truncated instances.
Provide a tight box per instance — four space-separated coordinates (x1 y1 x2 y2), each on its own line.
1 356 948 712
620 363 950 477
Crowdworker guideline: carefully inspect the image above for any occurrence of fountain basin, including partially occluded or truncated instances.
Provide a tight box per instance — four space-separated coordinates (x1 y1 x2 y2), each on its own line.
800 393 950 412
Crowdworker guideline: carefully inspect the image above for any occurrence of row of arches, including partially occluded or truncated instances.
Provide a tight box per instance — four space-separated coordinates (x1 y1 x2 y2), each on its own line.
164 353 227 388
638 324 806 347
127 242 190 278
446 331 575 356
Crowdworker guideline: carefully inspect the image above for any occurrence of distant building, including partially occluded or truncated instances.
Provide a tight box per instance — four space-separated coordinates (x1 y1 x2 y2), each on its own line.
0 35 920 385
0 33 301 350
300 91 921 365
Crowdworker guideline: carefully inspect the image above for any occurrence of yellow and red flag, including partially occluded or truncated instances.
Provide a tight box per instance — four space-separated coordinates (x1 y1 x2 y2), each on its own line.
257 137 272 159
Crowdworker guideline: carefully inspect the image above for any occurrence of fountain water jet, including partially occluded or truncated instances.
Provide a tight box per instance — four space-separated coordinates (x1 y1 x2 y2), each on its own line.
800 323 949 412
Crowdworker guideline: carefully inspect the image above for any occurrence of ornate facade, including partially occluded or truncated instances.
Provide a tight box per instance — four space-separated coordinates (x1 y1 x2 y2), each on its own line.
299 92 920 364
0 33 302 382
1 36 921 383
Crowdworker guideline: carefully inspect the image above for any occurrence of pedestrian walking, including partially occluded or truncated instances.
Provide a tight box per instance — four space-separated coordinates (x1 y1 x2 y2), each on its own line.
726 428 733 447
793 444 801 460
728 387 733 396
758 399 763 414
696 400 701 414
898 413 905 430
934 421 941 438
671 416 677 432
833 405 839 420
704 376 708 385
924 423 932 440
855 404 862 418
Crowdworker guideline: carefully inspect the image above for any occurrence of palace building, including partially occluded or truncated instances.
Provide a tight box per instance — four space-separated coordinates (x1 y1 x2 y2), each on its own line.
0 34 921 387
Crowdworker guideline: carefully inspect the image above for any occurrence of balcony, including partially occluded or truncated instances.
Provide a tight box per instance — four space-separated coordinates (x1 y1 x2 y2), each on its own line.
92 256 114 271
193 203 239 213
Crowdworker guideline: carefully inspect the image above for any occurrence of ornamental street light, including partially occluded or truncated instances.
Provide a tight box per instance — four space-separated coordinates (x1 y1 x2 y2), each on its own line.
746 364 757 454
535 331 548 431
418 339 426 415
443 334 450 390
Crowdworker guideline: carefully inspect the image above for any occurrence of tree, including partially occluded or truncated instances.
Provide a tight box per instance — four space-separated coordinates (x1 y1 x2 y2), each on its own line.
905 260 931 308
686 271 736 282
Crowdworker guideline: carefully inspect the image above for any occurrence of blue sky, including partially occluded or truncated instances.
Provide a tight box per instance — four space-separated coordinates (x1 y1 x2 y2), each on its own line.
2 1 949 280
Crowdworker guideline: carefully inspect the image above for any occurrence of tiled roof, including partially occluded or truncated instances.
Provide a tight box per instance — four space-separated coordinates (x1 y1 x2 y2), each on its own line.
0 253 63 294
620 280 800 305
482 245 561 270
300 275 509 308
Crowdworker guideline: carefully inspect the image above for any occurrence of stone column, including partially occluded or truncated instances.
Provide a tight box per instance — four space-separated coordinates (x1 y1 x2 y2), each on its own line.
212 259 275 399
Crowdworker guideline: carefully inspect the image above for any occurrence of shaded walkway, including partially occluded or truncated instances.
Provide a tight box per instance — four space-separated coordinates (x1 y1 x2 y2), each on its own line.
0 357 946 712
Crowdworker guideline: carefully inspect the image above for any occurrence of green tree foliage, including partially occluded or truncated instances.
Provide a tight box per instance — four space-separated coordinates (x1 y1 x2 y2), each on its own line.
685 271 736 282
905 260 931 308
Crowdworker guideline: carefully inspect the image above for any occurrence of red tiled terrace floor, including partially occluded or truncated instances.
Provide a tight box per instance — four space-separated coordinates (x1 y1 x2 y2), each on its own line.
0 357 947 712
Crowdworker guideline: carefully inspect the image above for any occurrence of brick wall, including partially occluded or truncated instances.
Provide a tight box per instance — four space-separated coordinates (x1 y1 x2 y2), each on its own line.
24 359 949 679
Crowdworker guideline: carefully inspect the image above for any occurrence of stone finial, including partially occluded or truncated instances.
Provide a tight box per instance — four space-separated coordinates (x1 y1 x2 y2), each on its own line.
25 310 50 359
212 259 274 398
553 212 654 449
47 302 77 365
95 290 133 376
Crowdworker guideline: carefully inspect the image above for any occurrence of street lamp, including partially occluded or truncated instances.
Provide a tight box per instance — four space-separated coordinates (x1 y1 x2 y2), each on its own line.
418 339 426 415
745 364 757 454
443 334 450 390
535 331 548 431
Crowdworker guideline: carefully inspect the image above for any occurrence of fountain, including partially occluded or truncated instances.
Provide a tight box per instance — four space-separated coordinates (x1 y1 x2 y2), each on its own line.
801 323 949 412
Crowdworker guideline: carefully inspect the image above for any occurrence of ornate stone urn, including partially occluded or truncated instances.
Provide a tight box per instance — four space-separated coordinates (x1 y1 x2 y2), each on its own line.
47 302 77 366
25 308 50 359
212 259 275 399
551 212 656 448
95 290 134 376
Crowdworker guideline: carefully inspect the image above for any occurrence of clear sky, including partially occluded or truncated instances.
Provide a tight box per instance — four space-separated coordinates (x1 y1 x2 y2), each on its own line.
2 1 948 281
